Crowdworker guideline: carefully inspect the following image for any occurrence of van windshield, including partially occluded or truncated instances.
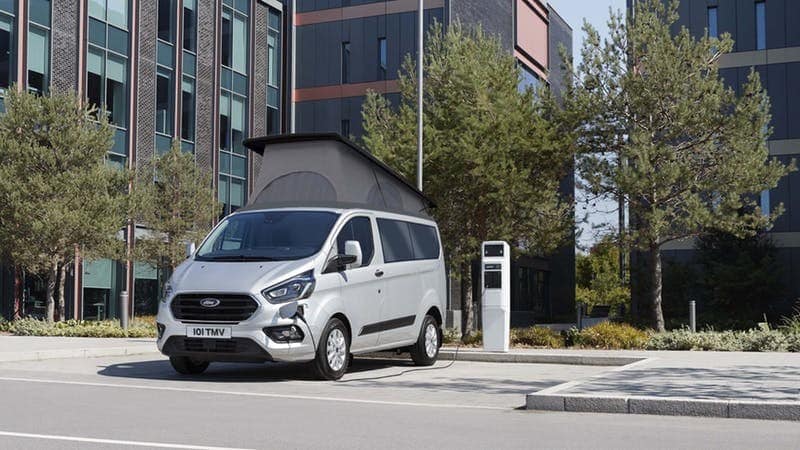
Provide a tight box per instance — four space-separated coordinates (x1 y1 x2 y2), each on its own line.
195 211 340 262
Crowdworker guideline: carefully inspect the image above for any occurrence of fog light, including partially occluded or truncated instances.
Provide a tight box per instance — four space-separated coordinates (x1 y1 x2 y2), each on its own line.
156 323 166 340
264 325 305 343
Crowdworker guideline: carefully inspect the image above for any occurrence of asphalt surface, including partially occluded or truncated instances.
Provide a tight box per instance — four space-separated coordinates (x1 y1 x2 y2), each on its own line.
0 354 798 450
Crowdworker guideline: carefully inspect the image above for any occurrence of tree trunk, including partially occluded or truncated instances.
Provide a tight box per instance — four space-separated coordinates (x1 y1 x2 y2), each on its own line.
648 245 665 332
13 268 22 320
460 262 475 339
45 264 57 323
56 264 67 322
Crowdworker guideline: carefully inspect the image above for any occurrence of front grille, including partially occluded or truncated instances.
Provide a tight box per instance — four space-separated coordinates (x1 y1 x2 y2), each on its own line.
183 338 239 353
170 294 259 323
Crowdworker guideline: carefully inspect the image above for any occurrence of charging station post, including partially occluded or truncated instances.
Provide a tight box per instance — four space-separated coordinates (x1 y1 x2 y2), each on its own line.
481 241 510 352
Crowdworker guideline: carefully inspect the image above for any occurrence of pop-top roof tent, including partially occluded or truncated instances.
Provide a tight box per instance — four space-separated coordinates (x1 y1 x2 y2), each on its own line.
241 133 435 219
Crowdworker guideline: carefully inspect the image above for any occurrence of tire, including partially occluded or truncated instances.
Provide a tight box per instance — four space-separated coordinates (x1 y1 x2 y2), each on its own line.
169 356 210 375
313 318 350 380
410 315 440 366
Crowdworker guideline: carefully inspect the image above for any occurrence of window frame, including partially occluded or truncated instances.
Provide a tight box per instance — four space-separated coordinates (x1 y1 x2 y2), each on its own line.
336 216 376 267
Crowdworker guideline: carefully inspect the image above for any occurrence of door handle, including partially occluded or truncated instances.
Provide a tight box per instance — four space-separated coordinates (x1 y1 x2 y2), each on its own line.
374 269 384 278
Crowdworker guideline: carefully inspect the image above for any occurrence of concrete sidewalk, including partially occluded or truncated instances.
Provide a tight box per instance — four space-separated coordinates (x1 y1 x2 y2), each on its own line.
0 336 158 362
526 350 800 421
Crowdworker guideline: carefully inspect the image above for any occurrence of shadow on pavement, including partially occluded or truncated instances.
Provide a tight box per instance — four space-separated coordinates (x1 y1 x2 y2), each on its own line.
97 357 418 383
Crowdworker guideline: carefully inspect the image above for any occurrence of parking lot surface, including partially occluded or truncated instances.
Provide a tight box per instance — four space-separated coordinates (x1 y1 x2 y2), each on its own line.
0 354 798 449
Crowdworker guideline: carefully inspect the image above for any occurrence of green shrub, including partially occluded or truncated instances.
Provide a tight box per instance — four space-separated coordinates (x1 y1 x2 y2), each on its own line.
5 317 156 338
574 322 649 349
781 306 800 334
646 328 797 352
511 326 564 348
461 330 482 346
442 327 461 345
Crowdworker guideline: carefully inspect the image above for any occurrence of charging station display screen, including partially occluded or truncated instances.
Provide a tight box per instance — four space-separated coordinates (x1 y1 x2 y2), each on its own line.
484 271 501 289
484 245 504 257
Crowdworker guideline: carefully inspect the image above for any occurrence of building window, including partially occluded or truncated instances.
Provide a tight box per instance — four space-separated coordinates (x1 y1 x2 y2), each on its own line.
378 37 387 80
86 0 130 165
155 66 173 135
341 119 350 137
761 190 770 216
27 0 51 95
755 1 766 50
157 0 174 43
155 0 177 154
183 0 196 53
267 8 281 135
181 0 197 152
219 0 249 216
0 3 15 110
707 6 718 39
342 42 350 84
87 0 130 166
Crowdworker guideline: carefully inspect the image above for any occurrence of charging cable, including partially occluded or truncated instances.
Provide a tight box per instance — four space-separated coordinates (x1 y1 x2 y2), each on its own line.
336 344 460 383
295 306 459 382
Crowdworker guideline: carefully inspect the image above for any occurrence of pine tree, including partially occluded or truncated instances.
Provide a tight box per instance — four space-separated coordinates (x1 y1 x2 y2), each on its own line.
564 0 793 330
362 23 573 337
131 141 221 274
0 88 127 322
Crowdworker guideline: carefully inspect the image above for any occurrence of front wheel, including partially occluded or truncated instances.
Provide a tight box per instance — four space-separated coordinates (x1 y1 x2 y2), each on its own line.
313 318 350 380
169 356 209 375
410 315 440 366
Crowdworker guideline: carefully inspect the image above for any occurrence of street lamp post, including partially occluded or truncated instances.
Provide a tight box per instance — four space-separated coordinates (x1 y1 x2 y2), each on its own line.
416 0 424 191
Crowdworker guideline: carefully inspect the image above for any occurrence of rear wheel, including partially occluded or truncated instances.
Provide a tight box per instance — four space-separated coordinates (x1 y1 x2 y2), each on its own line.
410 315 440 366
313 318 350 380
169 356 209 375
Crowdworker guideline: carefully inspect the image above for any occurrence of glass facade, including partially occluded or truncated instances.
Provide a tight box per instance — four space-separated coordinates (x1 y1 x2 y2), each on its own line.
707 6 717 39
267 7 280 135
181 0 197 152
341 41 350 83
87 0 130 168
156 0 176 154
219 0 250 216
378 37 387 80
27 0 50 94
0 2 15 111
755 1 766 50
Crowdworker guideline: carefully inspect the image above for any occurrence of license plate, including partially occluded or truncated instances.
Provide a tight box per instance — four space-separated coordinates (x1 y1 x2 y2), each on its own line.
186 326 232 339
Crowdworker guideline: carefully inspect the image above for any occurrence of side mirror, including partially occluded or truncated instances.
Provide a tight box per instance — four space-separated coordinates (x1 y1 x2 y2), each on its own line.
344 240 363 269
185 242 196 258
323 254 358 274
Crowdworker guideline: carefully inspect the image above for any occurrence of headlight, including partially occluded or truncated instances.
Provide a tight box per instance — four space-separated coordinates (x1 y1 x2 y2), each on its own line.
161 282 173 303
262 270 315 304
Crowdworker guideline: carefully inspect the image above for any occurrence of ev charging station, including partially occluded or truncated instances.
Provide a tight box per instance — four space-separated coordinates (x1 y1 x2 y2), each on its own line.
481 241 510 352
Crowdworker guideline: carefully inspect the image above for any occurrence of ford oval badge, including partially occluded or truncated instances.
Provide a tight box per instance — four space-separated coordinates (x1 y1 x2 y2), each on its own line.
200 298 221 308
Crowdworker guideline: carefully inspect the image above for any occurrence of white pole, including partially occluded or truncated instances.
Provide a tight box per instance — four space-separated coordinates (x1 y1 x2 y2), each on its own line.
416 0 424 191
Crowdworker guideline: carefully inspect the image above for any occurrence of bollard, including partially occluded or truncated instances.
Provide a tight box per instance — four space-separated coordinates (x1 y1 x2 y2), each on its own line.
120 291 129 331
689 300 696 333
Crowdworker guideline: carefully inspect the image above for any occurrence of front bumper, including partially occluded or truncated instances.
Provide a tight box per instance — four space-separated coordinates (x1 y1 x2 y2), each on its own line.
156 299 318 363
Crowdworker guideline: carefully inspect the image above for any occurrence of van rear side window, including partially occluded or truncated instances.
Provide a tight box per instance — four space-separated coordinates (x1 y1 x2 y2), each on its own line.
377 218 440 263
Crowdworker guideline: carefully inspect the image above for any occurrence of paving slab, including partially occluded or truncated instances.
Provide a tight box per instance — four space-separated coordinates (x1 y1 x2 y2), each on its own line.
526 350 800 421
0 336 158 362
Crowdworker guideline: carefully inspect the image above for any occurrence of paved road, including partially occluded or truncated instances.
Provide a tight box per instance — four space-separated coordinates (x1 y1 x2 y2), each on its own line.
0 354 798 450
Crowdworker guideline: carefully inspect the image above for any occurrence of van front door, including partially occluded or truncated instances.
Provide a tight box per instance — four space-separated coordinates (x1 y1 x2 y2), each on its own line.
335 216 383 351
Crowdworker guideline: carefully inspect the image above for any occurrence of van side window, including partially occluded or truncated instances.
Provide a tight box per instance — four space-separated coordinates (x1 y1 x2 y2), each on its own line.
336 217 375 266
377 219 415 263
409 223 440 259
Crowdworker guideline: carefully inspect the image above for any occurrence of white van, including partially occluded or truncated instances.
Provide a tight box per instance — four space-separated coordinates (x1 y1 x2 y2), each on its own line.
156 135 446 380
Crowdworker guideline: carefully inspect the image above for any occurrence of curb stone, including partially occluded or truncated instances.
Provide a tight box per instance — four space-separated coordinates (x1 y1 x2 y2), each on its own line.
526 392 800 421
0 346 160 363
